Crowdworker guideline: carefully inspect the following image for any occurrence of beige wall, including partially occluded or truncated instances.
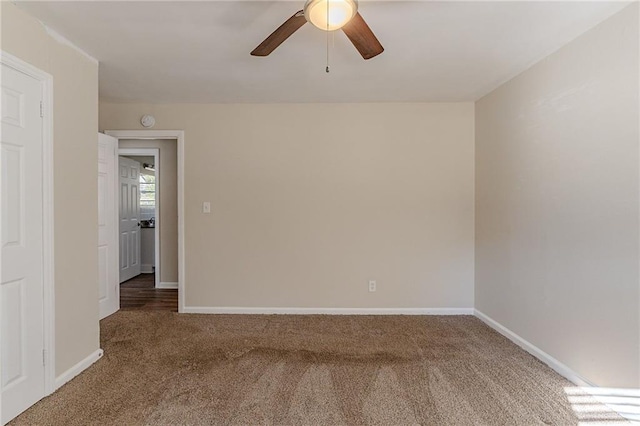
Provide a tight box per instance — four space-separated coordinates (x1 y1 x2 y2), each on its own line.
475 4 639 388
100 103 475 309
120 140 178 283
1 3 100 375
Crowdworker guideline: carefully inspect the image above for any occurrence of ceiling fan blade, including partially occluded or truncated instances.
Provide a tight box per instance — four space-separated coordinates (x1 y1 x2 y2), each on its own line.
251 11 307 57
342 12 384 60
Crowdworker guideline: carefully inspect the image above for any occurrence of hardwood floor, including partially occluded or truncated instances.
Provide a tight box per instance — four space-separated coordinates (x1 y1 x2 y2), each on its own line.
120 273 177 312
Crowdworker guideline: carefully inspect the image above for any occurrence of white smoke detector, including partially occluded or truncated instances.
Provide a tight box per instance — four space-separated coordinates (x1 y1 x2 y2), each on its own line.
140 115 155 128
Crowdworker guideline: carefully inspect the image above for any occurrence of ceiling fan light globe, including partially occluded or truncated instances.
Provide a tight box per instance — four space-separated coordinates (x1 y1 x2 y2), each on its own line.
304 0 358 31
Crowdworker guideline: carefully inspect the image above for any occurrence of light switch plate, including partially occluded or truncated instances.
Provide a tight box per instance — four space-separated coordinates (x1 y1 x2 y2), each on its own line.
202 202 211 214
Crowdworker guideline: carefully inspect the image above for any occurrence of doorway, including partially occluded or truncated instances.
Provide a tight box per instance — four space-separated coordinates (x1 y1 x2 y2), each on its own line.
106 130 184 312
118 150 160 287
118 148 177 312
107 131 184 312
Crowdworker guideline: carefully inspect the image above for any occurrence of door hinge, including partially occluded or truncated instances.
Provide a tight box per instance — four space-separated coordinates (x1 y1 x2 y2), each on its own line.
40 101 44 118
42 349 46 366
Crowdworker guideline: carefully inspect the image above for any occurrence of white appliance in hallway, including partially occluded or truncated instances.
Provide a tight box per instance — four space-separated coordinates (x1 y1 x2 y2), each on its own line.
119 156 141 283
1 61 46 424
98 133 119 319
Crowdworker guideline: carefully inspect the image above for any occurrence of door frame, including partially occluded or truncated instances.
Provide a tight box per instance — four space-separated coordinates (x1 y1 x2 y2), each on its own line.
118 148 161 288
1 51 56 394
106 130 185 312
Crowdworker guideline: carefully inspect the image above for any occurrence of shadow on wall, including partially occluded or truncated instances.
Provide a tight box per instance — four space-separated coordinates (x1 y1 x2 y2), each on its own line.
564 387 640 424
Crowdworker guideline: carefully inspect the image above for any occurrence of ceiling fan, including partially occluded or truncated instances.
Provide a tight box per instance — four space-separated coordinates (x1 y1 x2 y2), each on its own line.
251 0 384 60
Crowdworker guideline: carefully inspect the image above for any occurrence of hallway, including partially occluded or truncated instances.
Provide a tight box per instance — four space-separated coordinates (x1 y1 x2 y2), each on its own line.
120 274 177 312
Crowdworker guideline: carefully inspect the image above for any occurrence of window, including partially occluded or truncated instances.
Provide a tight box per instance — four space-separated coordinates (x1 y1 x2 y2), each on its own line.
139 173 156 212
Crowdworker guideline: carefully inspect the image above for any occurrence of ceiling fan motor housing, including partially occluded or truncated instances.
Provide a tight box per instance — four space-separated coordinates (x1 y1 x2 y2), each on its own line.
304 0 359 31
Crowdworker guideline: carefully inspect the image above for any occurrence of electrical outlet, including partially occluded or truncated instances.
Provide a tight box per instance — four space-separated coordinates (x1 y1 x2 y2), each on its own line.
202 202 211 214
368 280 376 292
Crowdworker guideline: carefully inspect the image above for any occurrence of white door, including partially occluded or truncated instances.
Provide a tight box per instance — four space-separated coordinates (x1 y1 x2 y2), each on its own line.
1 62 46 423
98 134 118 318
119 156 141 283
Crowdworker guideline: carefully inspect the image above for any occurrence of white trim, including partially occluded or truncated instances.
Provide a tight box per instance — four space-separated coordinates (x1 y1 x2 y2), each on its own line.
474 310 593 387
474 310 640 422
183 307 474 315
158 282 178 289
106 130 185 312
1 51 56 395
54 349 103 390
118 148 161 289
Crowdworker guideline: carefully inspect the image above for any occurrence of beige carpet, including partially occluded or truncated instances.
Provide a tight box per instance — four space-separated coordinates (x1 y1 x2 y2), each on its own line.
11 312 627 425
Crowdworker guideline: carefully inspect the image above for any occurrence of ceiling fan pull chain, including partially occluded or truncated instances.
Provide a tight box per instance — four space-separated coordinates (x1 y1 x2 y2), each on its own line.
326 34 330 73
326 1 330 73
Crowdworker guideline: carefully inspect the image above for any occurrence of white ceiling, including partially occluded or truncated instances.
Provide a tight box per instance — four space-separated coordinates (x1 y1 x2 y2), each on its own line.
17 1 630 103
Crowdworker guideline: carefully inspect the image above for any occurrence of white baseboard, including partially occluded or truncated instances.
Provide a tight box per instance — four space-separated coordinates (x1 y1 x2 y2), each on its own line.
54 348 103 390
474 310 593 386
157 281 178 289
474 310 640 423
140 264 154 274
182 307 474 315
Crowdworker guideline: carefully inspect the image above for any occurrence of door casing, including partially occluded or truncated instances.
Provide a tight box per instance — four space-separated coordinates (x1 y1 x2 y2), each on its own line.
105 130 185 313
